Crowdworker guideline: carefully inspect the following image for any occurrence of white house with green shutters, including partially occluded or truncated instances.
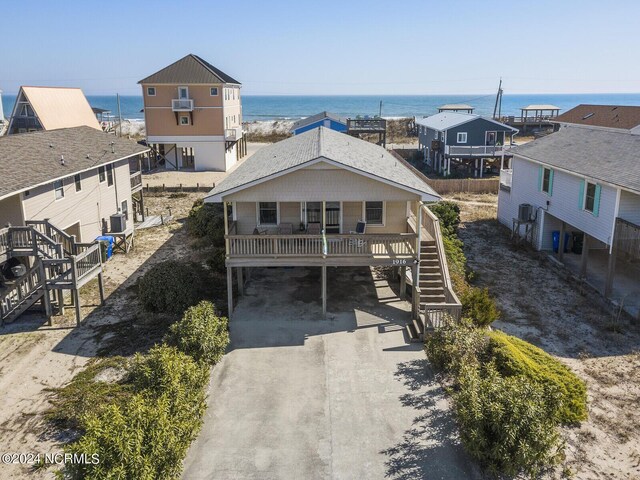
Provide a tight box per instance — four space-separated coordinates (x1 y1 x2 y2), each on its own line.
498 125 640 299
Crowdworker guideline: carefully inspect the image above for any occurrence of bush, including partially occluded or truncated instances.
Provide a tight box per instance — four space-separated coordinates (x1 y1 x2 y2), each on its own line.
442 234 467 293
65 346 208 480
165 301 230 365
425 321 489 375
453 362 563 478
488 330 588 424
187 199 225 247
429 201 460 237
138 260 211 314
460 287 500 327
205 246 227 275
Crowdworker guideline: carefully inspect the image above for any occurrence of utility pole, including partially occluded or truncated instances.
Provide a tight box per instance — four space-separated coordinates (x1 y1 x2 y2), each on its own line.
493 78 503 120
116 93 123 137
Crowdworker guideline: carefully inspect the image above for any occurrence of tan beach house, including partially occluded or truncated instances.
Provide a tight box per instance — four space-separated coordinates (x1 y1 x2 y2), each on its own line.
205 127 461 338
7 86 101 135
139 54 247 172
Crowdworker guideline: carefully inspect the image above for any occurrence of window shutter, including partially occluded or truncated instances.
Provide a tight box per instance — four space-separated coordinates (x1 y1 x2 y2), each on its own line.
548 169 554 196
578 179 585 210
538 166 543 191
593 184 601 217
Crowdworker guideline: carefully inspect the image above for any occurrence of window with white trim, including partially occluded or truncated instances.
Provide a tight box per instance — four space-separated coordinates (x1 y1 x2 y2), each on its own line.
542 167 552 194
180 116 190 126
106 164 114 186
584 182 597 213
147 87 156 96
98 166 106 182
54 179 64 200
364 201 384 225
74 173 82 192
210 87 218 96
258 202 277 225
457 132 467 143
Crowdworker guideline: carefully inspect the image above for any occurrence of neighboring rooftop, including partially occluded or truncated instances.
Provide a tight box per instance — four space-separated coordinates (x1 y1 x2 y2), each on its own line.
206 126 440 201
554 104 640 131
437 104 474 112
138 54 241 85
13 86 101 131
416 112 517 132
513 125 640 193
521 104 561 112
0 126 149 200
291 111 347 131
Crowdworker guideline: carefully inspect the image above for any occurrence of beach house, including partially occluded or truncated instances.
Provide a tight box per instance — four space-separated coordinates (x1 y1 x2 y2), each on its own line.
6 86 100 135
497 125 640 316
0 126 148 324
416 112 518 177
139 54 247 172
553 104 640 133
291 111 348 135
205 126 461 338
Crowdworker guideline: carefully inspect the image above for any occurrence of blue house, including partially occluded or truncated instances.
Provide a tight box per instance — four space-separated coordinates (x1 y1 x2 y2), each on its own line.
291 111 347 135
416 112 518 177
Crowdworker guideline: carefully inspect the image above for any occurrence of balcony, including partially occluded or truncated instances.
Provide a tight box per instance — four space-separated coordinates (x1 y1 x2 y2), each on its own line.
445 144 511 157
171 99 194 111
130 171 142 193
225 126 243 141
499 169 512 192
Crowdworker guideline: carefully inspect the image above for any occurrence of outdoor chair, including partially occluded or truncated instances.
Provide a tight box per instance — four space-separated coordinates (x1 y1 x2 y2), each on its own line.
349 221 367 248
307 223 321 235
277 223 293 235
253 227 268 235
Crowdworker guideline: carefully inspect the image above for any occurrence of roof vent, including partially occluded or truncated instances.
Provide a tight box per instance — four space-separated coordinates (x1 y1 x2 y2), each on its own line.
582 113 594 120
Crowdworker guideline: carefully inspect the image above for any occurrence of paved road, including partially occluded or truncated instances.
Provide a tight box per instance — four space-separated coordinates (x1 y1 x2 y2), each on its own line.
182 268 479 480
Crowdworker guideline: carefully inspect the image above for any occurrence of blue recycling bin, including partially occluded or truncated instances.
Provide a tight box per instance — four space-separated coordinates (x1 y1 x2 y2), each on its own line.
552 231 570 253
96 235 115 260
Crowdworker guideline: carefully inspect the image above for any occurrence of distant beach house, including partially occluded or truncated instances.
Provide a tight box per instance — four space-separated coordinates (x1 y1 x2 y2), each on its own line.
416 112 518 177
553 104 640 133
139 54 247 172
205 126 461 338
0 126 148 241
437 104 474 114
290 111 347 135
497 125 640 314
7 86 101 135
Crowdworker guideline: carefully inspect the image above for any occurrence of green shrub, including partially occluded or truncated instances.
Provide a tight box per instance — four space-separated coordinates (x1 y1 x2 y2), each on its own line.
442 234 467 293
488 330 588 424
165 301 230 365
460 287 500 327
205 246 227 275
187 199 225 247
429 201 460 237
453 362 563 478
138 260 211 314
425 321 489 375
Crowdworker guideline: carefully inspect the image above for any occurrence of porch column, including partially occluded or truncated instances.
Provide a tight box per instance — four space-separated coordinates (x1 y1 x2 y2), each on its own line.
447 158 452 176
223 201 229 254
237 267 244 296
605 228 619 298
400 266 407 300
321 265 327 317
579 234 590 277
411 263 419 319
479 159 484 178
557 221 566 262
322 201 326 232
226 267 233 316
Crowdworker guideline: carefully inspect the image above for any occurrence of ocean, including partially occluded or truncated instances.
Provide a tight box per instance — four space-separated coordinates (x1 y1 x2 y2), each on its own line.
3 93 640 122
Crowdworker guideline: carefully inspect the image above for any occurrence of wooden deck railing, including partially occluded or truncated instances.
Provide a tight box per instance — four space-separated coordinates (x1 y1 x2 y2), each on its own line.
26 219 77 256
445 145 509 157
130 171 142 191
0 263 43 321
227 233 416 258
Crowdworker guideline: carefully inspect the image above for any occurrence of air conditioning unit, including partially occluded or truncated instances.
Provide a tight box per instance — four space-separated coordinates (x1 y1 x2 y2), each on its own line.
518 204 533 222
110 213 126 233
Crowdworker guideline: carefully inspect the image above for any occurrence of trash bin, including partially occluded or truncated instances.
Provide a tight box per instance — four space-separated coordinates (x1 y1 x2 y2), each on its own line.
96 235 115 261
552 231 571 253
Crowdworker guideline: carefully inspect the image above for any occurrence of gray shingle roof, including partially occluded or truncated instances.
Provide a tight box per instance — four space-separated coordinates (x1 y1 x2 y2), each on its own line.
206 127 440 200
138 54 241 85
416 112 516 132
513 126 640 193
0 126 149 199
291 111 347 131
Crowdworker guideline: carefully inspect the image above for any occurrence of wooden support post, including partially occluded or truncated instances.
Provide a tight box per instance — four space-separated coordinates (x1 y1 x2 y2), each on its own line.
400 266 407 300
474 159 478 178
57 289 65 315
226 267 233 316
479 158 484 178
557 221 566 262
237 267 244 296
411 263 419 319
579 234 590 278
73 289 81 326
223 201 230 255
97 272 105 305
322 201 326 232
605 235 618 298
321 265 327 317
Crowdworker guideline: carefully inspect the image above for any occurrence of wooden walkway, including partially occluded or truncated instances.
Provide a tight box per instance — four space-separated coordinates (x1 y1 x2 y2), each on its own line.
135 215 173 230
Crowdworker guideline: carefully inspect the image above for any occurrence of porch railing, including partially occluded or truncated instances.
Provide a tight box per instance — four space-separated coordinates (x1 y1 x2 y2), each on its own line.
130 171 142 191
445 145 509 157
0 263 43 320
227 233 416 258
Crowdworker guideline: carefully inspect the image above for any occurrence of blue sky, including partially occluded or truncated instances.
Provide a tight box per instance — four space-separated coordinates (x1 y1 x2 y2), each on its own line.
1 0 639 95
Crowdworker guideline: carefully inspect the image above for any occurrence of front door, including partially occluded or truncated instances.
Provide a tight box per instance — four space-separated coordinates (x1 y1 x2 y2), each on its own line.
485 131 497 145
325 202 341 233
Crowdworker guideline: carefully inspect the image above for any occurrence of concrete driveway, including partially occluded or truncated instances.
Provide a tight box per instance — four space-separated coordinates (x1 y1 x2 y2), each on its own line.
182 267 479 480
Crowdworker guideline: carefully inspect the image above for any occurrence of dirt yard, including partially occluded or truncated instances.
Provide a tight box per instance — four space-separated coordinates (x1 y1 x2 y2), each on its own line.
452 193 640 480
0 193 202 479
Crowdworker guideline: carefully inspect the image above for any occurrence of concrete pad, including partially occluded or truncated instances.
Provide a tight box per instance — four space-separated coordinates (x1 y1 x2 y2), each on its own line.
182 267 479 480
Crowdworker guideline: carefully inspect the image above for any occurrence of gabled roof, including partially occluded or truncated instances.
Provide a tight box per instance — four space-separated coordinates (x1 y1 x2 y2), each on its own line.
513 125 640 193
554 104 640 131
13 86 101 131
0 126 149 200
291 111 347 131
206 127 440 201
521 104 560 111
416 112 517 132
138 54 241 85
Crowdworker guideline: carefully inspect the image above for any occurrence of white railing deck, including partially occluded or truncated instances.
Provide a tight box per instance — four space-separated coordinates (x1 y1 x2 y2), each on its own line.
171 99 194 111
445 144 510 157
